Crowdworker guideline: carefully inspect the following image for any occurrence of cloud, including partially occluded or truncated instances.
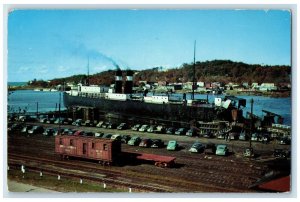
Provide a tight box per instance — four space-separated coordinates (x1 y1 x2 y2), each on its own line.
37 65 49 74
57 65 70 72
93 65 108 72
17 66 31 74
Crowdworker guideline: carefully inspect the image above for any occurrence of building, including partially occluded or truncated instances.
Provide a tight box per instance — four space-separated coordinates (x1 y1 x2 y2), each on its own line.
183 82 193 90
197 82 205 87
251 82 259 89
158 81 167 86
251 175 290 192
242 82 249 89
259 83 277 91
167 83 183 91
225 83 240 90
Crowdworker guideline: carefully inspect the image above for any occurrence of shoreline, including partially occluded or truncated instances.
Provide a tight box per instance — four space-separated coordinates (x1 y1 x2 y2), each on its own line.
8 86 58 92
8 86 291 98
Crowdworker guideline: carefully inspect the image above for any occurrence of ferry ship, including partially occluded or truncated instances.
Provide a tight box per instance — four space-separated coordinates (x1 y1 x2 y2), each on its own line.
63 69 246 123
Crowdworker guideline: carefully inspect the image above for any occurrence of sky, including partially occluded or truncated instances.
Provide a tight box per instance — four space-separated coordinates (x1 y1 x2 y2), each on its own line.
7 9 291 82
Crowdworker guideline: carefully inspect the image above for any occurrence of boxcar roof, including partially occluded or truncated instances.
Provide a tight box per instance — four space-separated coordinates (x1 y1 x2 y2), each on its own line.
57 135 114 143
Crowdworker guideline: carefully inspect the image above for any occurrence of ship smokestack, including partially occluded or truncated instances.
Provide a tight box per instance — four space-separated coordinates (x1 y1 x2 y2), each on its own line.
115 69 123 93
124 70 133 94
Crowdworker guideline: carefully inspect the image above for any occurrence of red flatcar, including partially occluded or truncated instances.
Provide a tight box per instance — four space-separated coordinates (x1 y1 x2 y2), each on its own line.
55 135 121 165
135 153 176 168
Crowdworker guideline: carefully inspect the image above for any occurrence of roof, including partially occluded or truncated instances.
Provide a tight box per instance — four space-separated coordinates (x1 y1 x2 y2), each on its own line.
168 140 177 144
257 175 290 192
56 135 114 143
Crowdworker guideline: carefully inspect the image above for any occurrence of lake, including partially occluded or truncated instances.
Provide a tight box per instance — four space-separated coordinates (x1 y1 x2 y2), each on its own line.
7 90 291 125
8 82 27 87
8 90 66 114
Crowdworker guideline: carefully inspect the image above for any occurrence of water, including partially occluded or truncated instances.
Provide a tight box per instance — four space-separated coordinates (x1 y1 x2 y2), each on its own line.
168 93 291 125
7 90 291 125
8 90 66 114
8 82 27 87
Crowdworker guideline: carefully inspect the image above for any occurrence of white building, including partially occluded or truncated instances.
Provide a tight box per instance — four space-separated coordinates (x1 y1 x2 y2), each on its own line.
251 83 259 89
259 83 277 91
197 82 205 87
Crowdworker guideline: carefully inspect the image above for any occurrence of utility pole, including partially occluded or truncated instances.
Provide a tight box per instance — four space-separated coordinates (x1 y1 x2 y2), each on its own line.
58 91 61 135
192 40 196 100
87 56 90 86
36 102 39 118
249 98 254 148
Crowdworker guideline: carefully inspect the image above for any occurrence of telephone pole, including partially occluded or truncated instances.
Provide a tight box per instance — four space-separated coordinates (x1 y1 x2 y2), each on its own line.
249 98 254 148
192 40 196 100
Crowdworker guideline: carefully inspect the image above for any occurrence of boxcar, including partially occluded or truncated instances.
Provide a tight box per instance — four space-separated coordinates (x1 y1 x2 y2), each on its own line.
55 135 121 165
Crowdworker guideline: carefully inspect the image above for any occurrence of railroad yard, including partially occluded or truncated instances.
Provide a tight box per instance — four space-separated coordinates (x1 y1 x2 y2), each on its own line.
7 121 291 193
6 8 294 196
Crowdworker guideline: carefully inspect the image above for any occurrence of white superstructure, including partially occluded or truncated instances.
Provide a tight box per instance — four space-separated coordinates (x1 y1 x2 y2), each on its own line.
144 96 169 104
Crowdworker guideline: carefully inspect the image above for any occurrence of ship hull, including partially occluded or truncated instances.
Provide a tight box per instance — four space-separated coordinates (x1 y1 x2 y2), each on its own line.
63 93 217 122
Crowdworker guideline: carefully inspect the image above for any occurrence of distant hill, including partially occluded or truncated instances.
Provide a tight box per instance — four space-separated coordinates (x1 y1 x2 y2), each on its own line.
49 60 291 86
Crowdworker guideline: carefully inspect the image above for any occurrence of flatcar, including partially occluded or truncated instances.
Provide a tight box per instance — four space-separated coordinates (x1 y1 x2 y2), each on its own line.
55 135 121 165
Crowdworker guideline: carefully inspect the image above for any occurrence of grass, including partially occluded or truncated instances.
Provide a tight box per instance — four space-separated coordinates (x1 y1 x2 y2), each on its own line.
7 169 126 193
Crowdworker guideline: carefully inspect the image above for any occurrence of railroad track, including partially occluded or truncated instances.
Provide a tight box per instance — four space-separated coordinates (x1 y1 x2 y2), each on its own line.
8 153 170 192
7 130 283 192
123 144 269 191
8 152 249 192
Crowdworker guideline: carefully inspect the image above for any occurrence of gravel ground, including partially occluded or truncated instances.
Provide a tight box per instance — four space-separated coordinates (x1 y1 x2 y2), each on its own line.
6 180 59 193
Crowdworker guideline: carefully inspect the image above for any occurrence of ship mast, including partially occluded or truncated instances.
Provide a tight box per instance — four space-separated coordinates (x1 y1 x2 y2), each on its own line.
87 56 90 86
192 40 196 100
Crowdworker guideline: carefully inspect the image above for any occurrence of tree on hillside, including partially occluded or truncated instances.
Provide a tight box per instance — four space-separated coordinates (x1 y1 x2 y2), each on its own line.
48 60 291 86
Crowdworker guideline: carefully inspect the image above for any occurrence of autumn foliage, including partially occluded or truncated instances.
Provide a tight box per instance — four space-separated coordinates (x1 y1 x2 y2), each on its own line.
48 60 290 86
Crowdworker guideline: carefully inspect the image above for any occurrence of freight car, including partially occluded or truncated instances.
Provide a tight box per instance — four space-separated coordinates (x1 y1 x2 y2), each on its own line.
55 135 176 168
55 135 121 165
135 153 176 168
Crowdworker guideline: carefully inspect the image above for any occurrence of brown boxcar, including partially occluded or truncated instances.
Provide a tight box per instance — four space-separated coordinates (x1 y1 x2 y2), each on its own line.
55 135 121 165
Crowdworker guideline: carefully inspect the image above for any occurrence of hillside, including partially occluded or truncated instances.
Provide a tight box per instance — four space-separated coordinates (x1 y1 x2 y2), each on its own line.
48 60 290 86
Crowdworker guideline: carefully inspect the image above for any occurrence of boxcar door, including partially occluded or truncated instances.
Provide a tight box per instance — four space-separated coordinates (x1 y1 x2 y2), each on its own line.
83 143 87 156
